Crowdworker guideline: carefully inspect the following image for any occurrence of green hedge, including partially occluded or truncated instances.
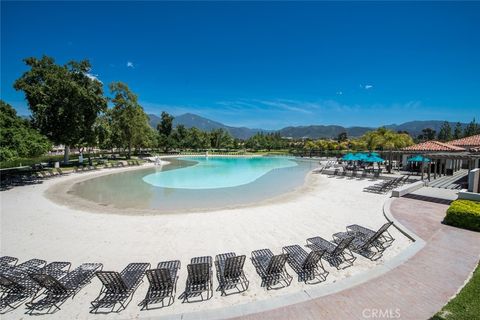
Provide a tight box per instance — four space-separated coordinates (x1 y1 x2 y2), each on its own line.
444 200 480 232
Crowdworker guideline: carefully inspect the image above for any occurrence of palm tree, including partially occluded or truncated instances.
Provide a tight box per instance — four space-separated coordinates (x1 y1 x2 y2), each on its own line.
361 128 414 173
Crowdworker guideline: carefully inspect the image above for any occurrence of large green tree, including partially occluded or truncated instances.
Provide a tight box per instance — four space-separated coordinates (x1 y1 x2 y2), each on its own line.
245 132 287 151
109 82 152 158
464 118 480 137
209 129 233 149
437 121 452 141
361 127 413 173
93 111 113 150
185 127 210 150
453 122 463 139
13 56 107 162
417 128 436 141
157 112 175 151
0 100 52 162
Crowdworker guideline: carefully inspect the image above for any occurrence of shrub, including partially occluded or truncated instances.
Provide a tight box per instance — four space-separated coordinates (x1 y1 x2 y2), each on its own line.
444 200 480 232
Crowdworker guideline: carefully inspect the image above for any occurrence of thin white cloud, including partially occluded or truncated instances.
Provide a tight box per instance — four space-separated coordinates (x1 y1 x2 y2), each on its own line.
85 72 102 84
255 100 314 114
360 84 374 90
126 61 135 68
139 98 447 129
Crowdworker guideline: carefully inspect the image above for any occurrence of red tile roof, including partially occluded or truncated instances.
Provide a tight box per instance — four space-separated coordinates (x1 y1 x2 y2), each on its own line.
402 140 465 152
448 134 480 147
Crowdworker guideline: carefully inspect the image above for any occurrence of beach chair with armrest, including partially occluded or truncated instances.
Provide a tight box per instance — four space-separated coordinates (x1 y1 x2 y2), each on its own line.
346 222 394 248
0 257 18 267
332 222 395 260
139 260 180 310
181 256 213 302
215 253 249 296
306 236 356 269
90 263 149 313
251 249 292 289
1 261 70 313
282 245 328 284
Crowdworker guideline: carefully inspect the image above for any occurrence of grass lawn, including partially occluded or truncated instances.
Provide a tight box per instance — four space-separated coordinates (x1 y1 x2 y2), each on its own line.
431 263 480 320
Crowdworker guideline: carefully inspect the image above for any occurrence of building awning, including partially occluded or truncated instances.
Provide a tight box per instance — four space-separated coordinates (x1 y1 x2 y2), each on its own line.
423 152 480 160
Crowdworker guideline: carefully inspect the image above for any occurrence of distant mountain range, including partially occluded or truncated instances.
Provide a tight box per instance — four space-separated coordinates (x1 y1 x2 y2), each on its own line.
148 113 265 139
148 113 467 140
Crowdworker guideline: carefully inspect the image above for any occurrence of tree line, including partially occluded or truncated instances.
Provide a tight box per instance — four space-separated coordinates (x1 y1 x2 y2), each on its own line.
416 120 480 142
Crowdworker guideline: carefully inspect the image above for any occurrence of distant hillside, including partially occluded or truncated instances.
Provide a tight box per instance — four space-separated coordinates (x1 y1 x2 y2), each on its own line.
148 113 468 139
277 125 372 139
385 121 467 137
148 113 265 139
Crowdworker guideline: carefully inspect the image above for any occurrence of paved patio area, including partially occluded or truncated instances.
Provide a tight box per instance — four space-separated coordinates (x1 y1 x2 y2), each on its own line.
234 197 480 320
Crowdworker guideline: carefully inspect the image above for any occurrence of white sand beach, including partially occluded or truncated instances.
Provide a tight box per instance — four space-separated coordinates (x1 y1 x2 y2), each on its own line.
0 164 412 320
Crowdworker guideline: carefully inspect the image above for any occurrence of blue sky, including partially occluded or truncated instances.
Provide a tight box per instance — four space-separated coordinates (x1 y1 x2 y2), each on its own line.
1 1 479 129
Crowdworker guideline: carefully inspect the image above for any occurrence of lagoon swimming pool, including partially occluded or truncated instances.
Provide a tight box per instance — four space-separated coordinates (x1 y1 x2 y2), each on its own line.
70 156 318 213
143 157 298 189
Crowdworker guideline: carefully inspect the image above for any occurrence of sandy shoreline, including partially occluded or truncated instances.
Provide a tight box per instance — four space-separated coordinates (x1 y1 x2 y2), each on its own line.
1 162 413 320
45 161 321 215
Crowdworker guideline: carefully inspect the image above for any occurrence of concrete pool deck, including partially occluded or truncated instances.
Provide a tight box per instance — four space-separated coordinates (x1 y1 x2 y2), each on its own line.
1 164 478 319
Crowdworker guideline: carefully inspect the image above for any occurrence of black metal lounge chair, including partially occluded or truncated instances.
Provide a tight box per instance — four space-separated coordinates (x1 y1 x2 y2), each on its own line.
346 222 395 248
139 260 180 310
0 257 17 267
0 258 46 280
215 253 249 296
25 262 101 314
306 236 356 269
332 222 395 261
1 259 46 290
181 256 213 303
1 261 71 313
0 274 40 312
251 249 292 289
90 263 149 313
282 245 329 284
363 178 400 194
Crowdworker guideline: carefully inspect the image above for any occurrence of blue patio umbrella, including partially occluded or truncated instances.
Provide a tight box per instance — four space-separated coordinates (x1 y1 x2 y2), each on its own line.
407 155 431 163
364 155 385 163
342 153 359 161
355 153 369 160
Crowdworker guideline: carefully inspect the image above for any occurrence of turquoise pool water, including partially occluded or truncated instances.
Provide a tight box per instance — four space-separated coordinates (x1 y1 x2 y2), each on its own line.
71 157 318 212
142 157 298 189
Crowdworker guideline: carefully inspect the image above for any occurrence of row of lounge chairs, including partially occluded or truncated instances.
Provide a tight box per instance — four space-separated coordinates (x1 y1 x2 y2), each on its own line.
103 160 141 169
363 175 410 194
1 160 144 191
332 168 383 179
73 165 99 173
0 168 71 190
0 222 395 315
